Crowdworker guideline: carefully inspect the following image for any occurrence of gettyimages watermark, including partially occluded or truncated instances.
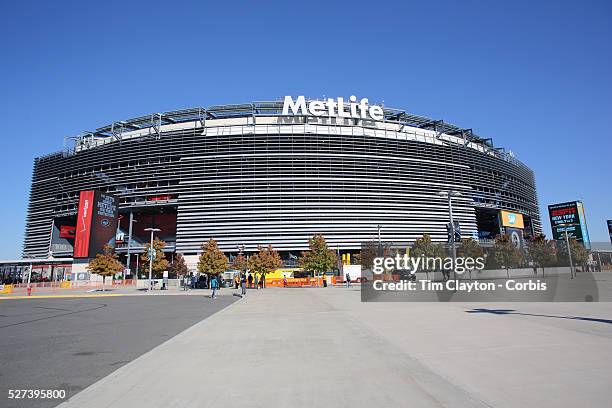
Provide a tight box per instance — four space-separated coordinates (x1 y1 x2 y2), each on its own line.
358 240 609 302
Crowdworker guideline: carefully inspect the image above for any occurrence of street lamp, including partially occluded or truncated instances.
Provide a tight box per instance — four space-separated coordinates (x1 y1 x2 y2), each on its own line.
438 190 462 280
144 228 161 290
22 252 35 288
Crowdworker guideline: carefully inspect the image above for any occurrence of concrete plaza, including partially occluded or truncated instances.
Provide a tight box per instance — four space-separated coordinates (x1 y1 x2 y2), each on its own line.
56 286 612 408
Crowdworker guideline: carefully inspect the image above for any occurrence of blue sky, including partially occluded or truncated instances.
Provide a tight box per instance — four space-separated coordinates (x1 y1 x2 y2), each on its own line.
1 0 610 258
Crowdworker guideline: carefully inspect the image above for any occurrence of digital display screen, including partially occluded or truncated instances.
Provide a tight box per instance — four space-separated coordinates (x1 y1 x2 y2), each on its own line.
548 201 590 248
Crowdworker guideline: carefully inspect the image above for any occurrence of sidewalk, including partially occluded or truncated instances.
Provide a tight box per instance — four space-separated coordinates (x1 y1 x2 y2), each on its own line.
58 288 487 408
57 287 612 408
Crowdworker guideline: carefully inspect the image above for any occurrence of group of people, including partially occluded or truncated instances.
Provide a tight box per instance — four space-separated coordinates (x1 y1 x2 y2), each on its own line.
181 272 263 299
234 273 265 290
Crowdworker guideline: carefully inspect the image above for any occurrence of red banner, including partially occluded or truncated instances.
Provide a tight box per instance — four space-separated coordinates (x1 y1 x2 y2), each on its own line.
74 190 94 258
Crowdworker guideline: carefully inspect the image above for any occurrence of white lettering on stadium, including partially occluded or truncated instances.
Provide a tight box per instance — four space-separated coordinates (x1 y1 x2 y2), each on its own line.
282 95 384 121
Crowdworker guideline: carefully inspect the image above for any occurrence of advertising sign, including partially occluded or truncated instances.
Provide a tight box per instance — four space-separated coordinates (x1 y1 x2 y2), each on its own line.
74 190 95 258
73 190 119 258
59 225 76 239
607 220 612 245
548 201 591 248
500 210 524 229
505 227 524 251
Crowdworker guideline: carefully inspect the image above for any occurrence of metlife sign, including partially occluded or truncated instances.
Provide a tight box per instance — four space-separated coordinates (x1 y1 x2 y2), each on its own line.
282 95 385 121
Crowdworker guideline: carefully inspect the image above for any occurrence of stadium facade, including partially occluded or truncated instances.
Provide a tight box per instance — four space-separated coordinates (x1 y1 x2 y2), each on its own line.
23 96 541 269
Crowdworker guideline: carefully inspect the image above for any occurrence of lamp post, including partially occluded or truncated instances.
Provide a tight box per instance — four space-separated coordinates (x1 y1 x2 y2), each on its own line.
144 228 161 290
23 252 34 285
22 252 35 296
438 190 461 280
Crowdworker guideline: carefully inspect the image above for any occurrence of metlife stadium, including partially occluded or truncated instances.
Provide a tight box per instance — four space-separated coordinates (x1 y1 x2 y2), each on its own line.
23 96 541 268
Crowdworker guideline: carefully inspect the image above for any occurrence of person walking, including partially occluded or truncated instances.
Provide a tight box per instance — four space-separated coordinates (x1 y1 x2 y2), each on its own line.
345 272 351 288
234 274 239 289
190 274 196 289
254 274 259 290
247 273 253 289
261 273 266 289
240 272 247 296
210 275 218 299
183 274 190 291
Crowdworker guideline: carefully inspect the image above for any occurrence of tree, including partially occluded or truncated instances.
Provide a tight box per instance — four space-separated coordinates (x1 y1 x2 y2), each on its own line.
232 253 248 273
197 239 228 277
357 241 377 271
526 234 556 276
140 237 170 278
457 238 485 280
248 245 283 284
298 234 337 281
170 253 189 278
493 234 523 278
556 238 589 274
87 245 123 291
357 240 392 272
411 234 446 280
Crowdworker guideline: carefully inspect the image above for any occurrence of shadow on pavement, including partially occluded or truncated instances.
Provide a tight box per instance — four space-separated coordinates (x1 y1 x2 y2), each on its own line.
465 308 612 325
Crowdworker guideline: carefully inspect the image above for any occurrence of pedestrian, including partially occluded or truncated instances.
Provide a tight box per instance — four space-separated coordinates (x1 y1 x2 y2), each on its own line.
190 274 196 289
210 275 218 299
254 274 259 290
261 273 265 289
240 272 247 296
323 275 327 287
283 276 288 287
248 273 253 288
183 274 190 291
345 272 351 288
234 274 239 289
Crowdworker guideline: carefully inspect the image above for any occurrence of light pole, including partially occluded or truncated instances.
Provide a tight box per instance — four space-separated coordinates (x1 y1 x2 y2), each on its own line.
144 228 161 290
22 252 35 296
438 190 461 280
22 252 34 286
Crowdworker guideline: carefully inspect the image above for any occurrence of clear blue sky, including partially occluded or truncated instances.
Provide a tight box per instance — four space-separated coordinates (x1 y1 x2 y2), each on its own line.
1 0 610 258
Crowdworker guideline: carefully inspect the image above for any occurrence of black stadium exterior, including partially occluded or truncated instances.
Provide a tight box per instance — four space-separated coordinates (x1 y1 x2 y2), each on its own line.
24 96 541 269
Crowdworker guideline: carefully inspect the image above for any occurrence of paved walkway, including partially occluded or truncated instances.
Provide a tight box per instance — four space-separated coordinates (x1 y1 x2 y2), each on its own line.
58 287 612 408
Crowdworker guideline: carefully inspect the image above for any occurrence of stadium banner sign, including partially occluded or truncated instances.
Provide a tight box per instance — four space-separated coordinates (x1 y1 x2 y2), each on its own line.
548 201 591 248
607 220 612 245
282 95 384 121
500 210 524 229
74 190 119 258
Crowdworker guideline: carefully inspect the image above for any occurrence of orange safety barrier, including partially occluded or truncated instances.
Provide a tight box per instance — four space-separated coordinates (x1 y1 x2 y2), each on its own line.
265 276 337 287
9 279 136 293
